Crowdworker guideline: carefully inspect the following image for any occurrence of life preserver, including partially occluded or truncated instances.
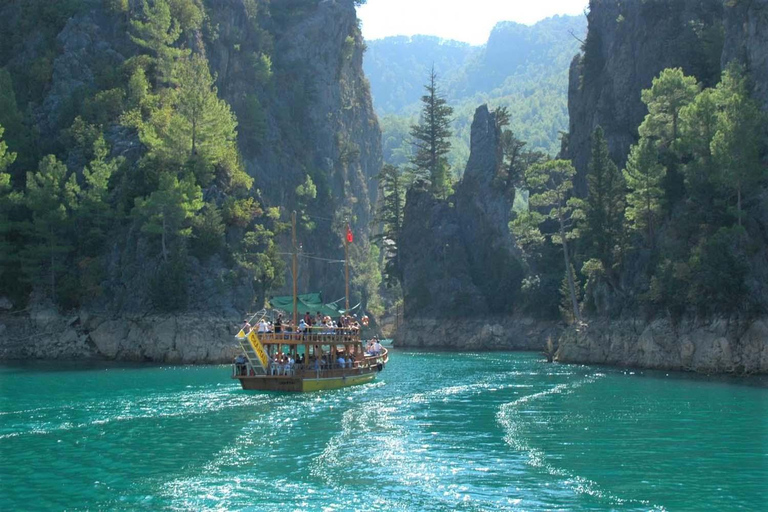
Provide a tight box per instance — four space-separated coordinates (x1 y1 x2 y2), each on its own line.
361 315 369 326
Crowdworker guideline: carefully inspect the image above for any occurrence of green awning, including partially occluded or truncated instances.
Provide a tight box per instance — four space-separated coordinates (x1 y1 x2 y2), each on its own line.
268 293 342 318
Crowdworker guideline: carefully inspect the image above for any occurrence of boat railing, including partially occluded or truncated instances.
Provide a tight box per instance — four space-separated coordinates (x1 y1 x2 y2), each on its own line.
254 330 361 344
232 350 388 379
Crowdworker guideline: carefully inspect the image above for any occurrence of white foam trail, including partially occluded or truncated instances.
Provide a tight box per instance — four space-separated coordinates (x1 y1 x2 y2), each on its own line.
496 374 666 511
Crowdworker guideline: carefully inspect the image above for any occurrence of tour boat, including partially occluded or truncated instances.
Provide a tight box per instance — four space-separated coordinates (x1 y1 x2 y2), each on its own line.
232 329 388 392
231 212 388 392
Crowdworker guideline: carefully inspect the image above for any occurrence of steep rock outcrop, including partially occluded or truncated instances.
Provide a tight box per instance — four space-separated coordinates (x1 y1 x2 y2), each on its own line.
396 106 527 348
566 0 724 194
206 0 382 297
722 0 768 110
557 317 768 374
455 107 523 313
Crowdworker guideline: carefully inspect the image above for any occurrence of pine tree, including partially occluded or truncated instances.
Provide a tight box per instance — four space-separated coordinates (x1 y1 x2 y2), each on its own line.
143 54 251 192
132 172 203 261
130 0 189 86
23 155 81 300
639 68 699 207
624 138 666 246
581 126 625 272
372 164 406 287
710 64 764 229
527 159 583 323
79 136 123 256
0 124 18 282
410 68 454 199
559 263 581 324
639 68 700 145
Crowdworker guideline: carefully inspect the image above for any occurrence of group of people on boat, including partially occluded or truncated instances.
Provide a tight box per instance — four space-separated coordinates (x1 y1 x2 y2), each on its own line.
365 337 384 356
241 311 365 337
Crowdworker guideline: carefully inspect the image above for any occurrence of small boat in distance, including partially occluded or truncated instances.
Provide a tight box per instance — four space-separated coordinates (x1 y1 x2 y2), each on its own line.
231 212 388 392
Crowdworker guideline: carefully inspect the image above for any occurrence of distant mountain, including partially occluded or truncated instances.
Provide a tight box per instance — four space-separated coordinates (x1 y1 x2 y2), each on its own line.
364 15 587 170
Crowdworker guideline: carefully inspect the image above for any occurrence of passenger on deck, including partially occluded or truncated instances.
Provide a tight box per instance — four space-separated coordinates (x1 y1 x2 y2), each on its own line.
274 315 282 333
257 318 269 333
241 321 252 334
337 354 346 369
298 318 308 334
373 339 383 355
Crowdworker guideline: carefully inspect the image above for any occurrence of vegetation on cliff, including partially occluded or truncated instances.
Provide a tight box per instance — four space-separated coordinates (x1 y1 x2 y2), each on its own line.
0 0 381 316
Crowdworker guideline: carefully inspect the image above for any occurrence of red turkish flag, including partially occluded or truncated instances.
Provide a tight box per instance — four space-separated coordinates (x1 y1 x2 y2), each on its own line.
346 224 354 243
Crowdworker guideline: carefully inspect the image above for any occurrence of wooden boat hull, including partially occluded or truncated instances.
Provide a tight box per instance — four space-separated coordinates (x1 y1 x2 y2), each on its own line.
235 371 377 392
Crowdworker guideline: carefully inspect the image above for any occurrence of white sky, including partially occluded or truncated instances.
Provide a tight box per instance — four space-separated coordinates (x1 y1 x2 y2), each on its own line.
357 0 589 45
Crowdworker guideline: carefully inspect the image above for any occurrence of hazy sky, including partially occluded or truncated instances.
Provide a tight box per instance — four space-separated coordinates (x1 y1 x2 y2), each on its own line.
357 0 588 45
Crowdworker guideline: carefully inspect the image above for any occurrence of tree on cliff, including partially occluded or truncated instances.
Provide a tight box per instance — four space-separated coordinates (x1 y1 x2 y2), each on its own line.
710 64 764 230
526 159 583 323
581 126 626 273
132 172 203 262
130 0 189 87
623 138 666 248
639 68 699 209
22 155 81 300
410 69 454 199
372 164 406 287
0 124 18 283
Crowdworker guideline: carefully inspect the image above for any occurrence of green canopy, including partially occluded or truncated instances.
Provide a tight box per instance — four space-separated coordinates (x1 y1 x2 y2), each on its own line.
268 293 342 318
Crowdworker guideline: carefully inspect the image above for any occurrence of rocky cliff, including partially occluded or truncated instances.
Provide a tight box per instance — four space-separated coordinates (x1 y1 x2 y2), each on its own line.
722 0 768 111
567 0 768 193
557 0 768 374
566 0 724 194
396 106 535 349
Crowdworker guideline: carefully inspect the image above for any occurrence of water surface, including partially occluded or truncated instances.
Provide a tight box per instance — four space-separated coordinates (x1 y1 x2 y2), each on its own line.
1 352 766 511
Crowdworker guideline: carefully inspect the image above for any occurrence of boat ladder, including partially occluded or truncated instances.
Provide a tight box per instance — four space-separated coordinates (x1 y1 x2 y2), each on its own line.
236 337 264 374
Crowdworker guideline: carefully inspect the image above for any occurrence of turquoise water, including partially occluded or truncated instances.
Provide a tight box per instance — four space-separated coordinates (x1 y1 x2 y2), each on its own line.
1 352 766 511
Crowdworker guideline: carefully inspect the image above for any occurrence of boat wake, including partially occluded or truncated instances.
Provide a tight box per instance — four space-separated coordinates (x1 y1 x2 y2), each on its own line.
496 374 666 511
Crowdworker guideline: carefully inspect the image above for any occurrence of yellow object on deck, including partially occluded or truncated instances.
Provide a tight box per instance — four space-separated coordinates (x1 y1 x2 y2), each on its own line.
247 330 269 370
236 329 246 339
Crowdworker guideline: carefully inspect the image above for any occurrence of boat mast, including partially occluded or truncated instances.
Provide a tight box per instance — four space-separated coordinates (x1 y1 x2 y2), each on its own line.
292 211 298 329
344 224 350 313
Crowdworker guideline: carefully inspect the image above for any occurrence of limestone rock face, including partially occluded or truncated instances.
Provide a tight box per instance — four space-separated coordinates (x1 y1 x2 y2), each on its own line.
206 0 382 298
396 316 559 351
566 0 724 194
722 0 768 111
0 309 241 364
556 317 768 374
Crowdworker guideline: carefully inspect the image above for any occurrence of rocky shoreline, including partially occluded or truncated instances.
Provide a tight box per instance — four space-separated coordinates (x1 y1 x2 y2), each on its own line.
393 314 768 375
3 307 767 375
0 306 241 364
556 317 768 375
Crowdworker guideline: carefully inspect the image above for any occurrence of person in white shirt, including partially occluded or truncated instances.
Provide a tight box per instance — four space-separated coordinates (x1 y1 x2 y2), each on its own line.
373 340 382 355
257 319 268 333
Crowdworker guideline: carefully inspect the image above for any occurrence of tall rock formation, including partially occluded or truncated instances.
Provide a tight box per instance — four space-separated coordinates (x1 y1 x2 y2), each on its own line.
395 106 546 349
205 0 382 298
